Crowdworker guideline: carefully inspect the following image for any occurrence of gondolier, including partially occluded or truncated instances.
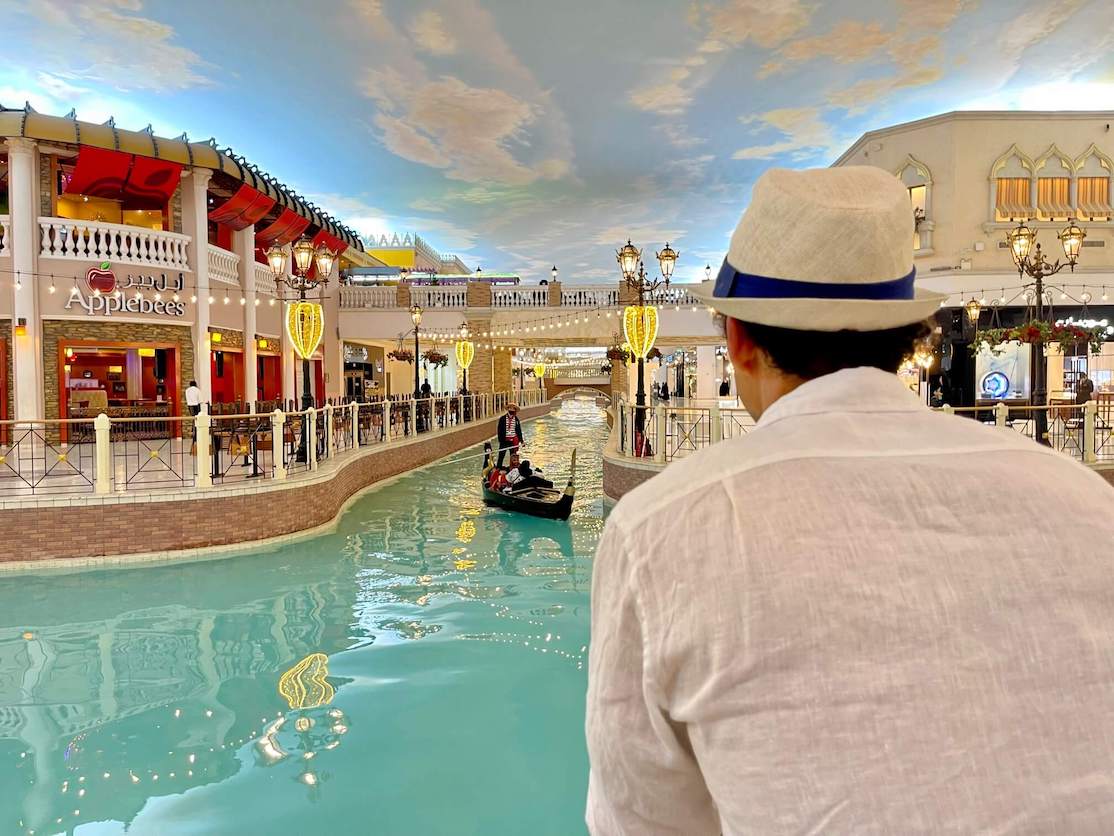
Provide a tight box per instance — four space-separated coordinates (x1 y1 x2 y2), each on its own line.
497 402 524 467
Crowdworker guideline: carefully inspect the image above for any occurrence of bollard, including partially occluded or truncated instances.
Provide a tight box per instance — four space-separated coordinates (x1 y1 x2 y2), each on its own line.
306 408 317 470
654 404 666 464
351 401 360 448
995 401 1008 428
195 406 212 488
94 412 112 494
383 400 392 442
325 404 335 459
272 409 287 480
1084 399 1097 463
942 404 954 415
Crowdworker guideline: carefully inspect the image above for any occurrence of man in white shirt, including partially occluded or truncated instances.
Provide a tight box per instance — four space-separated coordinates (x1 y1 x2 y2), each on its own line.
586 167 1114 833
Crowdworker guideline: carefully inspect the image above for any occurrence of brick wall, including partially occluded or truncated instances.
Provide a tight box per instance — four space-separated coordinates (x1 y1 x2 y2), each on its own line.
466 316 493 393
396 282 411 308
493 349 512 392
610 360 629 402
466 281 491 307
0 324 11 422
169 185 183 233
38 152 53 217
547 280 562 306
0 401 551 564
602 454 660 502
210 326 243 349
43 320 196 420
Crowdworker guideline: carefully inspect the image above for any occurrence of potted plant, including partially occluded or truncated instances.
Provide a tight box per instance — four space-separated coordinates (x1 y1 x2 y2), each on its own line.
422 349 449 367
970 320 1109 356
388 348 414 363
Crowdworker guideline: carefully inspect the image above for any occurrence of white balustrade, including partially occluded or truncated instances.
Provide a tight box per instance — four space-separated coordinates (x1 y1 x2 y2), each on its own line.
410 285 468 308
339 286 397 309
561 285 619 307
649 286 701 307
0 215 10 257
207 245 241 287
493 286 549 308
254 261 277 297
39 216 190 270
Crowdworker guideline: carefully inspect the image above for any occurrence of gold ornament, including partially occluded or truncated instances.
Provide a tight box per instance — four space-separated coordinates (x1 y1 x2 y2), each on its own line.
278 652 334 710
533 362 546 378
286 301 325 360
455 339 475 370
623 305 659 359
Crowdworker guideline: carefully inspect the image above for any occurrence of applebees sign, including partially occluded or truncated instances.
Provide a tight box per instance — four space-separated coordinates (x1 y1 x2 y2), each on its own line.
66 263 187 318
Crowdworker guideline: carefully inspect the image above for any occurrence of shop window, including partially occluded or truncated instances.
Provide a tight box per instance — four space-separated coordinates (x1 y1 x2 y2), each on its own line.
989 145 1035 222
909 185 927 250
895 155 932 253
1036 177 1072 221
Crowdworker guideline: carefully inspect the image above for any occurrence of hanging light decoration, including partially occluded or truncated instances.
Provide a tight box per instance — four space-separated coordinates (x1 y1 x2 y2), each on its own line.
287 300 325 360
623 304 659 358
533 362 547 379
964 297 982 325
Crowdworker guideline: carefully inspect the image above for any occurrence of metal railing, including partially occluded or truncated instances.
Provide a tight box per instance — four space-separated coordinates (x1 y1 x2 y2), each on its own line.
38 216 191 270
0 387 546 499
611 396 1109 466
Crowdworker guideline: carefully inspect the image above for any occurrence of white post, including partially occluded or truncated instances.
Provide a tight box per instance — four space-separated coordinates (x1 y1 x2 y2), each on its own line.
234 226 257 411
351 401 360 447
383 400 392 442
94 412 111 494
306 407 317 470
181 168 214 403
195 406 212 488
942 404 954 415
6 138 43 420
325 404 335 459
710 402 722 444
409 400 416 436
995 401 1008 428
653 404 666 464
1084 399 1097 463
271 409 286 480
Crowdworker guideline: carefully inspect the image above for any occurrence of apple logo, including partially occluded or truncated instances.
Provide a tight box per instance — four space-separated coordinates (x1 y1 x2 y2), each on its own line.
85 261 116 295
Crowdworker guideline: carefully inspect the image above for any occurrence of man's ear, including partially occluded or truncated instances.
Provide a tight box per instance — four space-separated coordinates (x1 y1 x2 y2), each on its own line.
725 317 760 372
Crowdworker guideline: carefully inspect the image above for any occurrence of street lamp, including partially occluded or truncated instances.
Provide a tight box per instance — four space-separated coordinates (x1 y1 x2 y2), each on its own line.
616 239 677 443
1004 217 1087 446
410 303 423 398
267 236 338 462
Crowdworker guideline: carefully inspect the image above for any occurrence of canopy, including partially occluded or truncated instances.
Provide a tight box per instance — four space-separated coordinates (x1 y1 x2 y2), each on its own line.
63 145 183 208
209 183 276 231
256 208 310 248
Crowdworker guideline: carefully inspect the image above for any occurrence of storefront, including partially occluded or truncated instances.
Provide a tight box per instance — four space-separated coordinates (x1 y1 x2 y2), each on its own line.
343 343 384 402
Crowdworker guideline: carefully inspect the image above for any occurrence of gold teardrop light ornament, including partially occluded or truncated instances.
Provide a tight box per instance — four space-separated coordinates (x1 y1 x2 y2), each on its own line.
533 362 546 378
278 652 334 710
287 301 324 360
455 339 475 370
623 305 659 359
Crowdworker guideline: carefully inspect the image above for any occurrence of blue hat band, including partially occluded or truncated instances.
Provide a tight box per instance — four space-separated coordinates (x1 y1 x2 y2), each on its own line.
713 259 916 301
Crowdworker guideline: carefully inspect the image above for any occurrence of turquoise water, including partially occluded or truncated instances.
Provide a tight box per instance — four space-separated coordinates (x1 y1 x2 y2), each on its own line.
0 398 607 835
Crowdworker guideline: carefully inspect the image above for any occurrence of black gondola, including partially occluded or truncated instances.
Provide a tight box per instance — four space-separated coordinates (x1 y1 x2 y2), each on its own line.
481 443 576 521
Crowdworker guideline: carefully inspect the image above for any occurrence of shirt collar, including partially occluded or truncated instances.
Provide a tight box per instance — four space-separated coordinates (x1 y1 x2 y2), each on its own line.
757 367 926 428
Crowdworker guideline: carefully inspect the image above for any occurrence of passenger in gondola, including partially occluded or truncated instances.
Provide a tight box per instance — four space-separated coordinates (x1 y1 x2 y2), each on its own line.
504 458 553 493
497 402 524 467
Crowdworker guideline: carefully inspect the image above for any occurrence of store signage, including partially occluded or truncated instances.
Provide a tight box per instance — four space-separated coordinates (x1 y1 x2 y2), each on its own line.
344 344 369 363
66 263 187 318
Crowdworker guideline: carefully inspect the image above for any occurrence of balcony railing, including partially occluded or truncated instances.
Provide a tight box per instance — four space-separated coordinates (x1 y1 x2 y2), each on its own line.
561 285 618 307
340 286 397 309
207 245 240 287
410 285 468 308
39 217 191 271
254 261 277 296
493 286 549 308
0 215 10 257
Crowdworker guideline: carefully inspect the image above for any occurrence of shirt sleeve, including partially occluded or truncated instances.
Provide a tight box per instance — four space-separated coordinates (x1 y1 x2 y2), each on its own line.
585 518 719 835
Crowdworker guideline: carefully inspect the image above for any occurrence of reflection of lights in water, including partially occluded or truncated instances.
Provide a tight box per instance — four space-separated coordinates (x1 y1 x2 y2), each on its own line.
295 717 313 732
278 653 334 710
456 519 476 543
454 559 477 570
256 717 289 765
300 772 318 786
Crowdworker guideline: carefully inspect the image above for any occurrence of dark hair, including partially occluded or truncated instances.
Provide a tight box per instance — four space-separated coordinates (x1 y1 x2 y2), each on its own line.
737 319 931 381
189 380 198 387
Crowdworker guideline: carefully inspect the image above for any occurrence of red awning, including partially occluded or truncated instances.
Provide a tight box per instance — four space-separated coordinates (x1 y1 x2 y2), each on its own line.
255 207 310 248
312 229 349 253
209 183 276 231
64 145 182 208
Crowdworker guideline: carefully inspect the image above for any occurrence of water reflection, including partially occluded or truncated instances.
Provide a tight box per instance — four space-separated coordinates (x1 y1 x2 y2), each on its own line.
0 398 606 834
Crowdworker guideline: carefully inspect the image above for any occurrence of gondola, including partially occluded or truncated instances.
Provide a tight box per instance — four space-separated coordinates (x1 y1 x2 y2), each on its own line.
481 443 575 521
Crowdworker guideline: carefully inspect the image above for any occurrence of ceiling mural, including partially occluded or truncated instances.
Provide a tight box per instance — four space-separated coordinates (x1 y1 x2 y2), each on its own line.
1 0 1112 282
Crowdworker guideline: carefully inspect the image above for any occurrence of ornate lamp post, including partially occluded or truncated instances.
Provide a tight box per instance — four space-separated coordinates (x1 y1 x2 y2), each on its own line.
267 237 337 462
616 240 677 438
455 323 474 394
410 303 423 398
1003 218 1086 445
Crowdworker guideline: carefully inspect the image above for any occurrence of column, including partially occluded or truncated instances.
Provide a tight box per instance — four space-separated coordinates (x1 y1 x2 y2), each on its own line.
466 315 494 393
696 345 716 400
323 262 343 402
181 168 213 403
125 349 142 400
233 227 257 410
6 138 43 419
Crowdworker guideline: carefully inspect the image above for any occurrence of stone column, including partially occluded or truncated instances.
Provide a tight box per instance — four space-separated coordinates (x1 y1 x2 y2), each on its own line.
125 349 143 400
547 280 562 307
465 315 493 393
6 138 43 419
493 347 512 393
323 265 343 402
696 345 716 400
466 281 491 308
233 226 257 409
609 359 628 404
181 168 213 403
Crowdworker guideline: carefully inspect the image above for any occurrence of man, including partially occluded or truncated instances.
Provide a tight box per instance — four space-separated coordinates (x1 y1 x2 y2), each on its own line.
497 402 524 468
1076 371 1095 404
421 378 433 398
586 167 1114 833
184 379 203 447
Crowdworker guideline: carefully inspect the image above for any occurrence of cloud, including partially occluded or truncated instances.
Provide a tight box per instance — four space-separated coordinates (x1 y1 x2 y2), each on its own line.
732 107 834 160
705 0 813 50
760 20 892 77
1 0 211 92
409 10 457 56
307 192 481 255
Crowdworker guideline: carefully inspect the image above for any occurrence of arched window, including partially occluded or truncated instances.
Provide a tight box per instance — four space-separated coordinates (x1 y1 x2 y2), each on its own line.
1034 145 1074 221
895 155 933 253
989 145 1035 222
1074 143 1114 221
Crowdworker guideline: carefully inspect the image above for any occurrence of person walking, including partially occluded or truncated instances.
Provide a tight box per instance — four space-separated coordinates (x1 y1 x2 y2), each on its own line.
185 379 203 451
1076 371 1095 404
586 166 1114 834
496 402 524 468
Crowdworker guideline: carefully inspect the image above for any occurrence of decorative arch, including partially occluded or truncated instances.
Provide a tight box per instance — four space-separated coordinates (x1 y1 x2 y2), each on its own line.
1074 143 1114 220
989 144 1036 222
1034 143 1073 174
1034 144 1074 220
895 155 933 253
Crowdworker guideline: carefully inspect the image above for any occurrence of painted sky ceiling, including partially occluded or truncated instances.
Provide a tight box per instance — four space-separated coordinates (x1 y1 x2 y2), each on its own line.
2 0 1112 283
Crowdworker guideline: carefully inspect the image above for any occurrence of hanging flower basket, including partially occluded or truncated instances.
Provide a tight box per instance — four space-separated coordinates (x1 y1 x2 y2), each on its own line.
422 349 449 367
388 348 414 363
606 345 631 363
646 346 663 361
970 319 1109 356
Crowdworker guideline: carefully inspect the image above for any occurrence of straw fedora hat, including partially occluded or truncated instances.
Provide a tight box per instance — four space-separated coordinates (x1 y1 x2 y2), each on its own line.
691 166 945 331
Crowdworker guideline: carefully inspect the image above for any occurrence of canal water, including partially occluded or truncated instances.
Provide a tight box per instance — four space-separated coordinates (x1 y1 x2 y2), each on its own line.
0 397 608 835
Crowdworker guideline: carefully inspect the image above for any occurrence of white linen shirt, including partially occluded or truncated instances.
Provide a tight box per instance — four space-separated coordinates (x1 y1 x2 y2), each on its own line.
587 367 1114 835
185 385 202 407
